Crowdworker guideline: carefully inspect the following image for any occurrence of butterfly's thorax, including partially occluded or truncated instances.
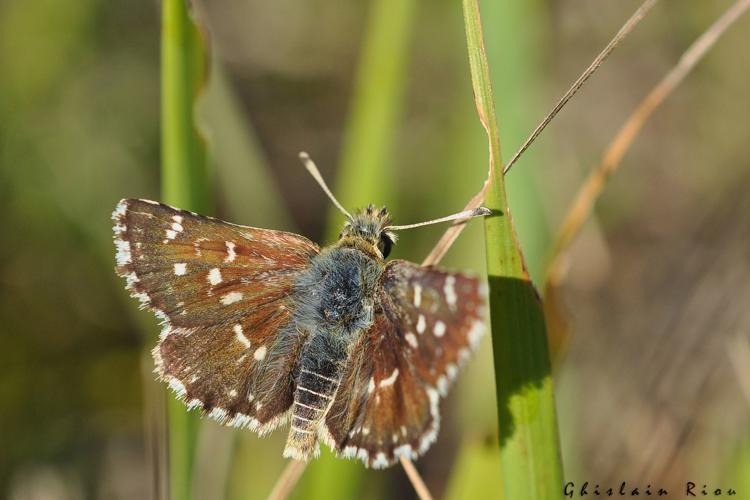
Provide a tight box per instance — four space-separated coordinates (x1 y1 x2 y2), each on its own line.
284 244 383 459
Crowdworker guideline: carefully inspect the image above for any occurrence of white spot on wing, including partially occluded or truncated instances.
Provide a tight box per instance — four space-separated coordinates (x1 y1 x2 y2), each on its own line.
208 268 222 286
418 387 441 455
228 389 238 397
124 272 139 288
413 284 422 307
437 375 449 395
220 291 243 305
444 275 457 308
224 241 236 263
372 452 389 469
228 414 253 428
112 200 128 218
174 263 187 276
394 444 415 460
416 315 426 334
168 378 186 398
186 399 202 410
141 199 160 205
367 377 375 394
209 408 228 422
133 291 150 307
379 368 399 388
404 333 418 348
468 320 484 347
234 324 251 348
253 345 267 360
433 320 446 337
115 240 132 266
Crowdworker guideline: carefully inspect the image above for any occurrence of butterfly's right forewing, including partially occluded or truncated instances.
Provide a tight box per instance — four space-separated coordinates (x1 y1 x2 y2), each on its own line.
113 199 319 433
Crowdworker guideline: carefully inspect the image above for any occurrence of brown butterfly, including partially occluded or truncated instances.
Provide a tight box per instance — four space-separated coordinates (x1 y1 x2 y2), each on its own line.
112 153 488 468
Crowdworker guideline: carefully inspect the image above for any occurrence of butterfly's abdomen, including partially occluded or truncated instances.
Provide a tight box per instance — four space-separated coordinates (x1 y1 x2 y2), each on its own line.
283 337 345 460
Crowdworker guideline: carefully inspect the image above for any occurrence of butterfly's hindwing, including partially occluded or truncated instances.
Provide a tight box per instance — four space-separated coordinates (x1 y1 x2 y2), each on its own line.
113 198 319 431
322 260 487 468
381 261 487 392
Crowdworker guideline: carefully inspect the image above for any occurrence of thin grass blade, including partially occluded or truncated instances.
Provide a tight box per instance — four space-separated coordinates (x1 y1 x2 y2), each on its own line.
462 0 563 497
161 1 211 499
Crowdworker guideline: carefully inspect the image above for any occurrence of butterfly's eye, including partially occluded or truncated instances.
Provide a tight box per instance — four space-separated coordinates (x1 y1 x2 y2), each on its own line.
378 233 393 258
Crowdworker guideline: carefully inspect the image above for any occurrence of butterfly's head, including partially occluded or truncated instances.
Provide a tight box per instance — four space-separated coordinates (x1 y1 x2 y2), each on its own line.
339 204 397 259
298 151 491 260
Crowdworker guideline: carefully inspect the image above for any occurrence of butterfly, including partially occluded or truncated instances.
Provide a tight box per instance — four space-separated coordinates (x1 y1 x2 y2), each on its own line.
112 153 489 468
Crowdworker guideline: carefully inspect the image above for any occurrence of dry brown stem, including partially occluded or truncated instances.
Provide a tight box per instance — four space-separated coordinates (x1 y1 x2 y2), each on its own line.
266 459 307 500
545 0 750 287
400 456 434 500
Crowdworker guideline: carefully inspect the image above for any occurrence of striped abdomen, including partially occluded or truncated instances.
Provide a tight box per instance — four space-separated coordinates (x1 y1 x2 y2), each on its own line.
283 351 343 460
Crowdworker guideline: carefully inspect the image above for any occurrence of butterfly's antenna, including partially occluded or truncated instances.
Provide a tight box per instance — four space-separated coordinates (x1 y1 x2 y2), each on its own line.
298 152 352 219
386 207 491 231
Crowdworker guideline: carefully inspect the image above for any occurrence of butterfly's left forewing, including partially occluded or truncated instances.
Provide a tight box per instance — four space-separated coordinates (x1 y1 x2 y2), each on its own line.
113 199 319 433
322 260 487 468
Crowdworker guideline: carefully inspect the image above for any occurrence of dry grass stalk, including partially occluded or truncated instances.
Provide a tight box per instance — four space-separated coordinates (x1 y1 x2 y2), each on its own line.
266 457 434 500
545 0 750 288
266 459 307 500
400 456 434 500
424 0 659 267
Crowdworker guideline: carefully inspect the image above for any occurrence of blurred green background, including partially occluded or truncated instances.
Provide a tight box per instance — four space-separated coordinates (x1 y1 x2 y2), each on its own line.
1 0 749 498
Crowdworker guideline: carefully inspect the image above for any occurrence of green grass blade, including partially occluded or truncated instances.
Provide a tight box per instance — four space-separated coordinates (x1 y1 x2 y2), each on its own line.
483 0 549 283
162 0 211 213
462 0 563 498
325 0 417 241
161 1 211 499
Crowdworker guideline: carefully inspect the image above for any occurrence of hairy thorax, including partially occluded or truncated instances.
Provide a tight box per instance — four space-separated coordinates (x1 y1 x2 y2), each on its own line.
293 245 382 336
